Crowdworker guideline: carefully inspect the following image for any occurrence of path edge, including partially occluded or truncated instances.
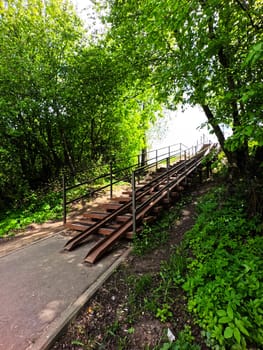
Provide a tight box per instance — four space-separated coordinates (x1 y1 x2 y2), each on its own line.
27 247 132 350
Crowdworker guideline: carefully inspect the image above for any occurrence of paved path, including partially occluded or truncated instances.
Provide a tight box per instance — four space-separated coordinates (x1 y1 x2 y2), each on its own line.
0 233 128 350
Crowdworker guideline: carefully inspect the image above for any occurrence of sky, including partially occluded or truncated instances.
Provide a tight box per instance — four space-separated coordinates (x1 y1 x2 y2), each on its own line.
72 0 92 15
72 1 214 150
149 107 214 150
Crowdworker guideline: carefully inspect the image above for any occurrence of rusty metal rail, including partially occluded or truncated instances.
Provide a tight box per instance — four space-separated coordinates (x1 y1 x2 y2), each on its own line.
64 143 217 263
62 143 190 225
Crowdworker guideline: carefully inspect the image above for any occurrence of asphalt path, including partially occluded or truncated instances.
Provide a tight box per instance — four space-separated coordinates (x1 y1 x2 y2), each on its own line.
0 233 128 350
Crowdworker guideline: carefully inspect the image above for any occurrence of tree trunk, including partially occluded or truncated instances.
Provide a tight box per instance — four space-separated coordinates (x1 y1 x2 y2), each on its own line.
202 104 250 177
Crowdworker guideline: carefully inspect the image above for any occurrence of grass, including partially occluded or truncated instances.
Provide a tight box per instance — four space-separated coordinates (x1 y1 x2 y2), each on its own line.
132 196 190 256
0 190 62 237
134 182 263 349
0 175 131 238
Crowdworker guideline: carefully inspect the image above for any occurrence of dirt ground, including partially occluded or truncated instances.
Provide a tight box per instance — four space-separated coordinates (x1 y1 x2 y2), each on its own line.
50 182 212 350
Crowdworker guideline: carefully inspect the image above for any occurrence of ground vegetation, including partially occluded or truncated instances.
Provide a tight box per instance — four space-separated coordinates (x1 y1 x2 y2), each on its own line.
52 177 263 349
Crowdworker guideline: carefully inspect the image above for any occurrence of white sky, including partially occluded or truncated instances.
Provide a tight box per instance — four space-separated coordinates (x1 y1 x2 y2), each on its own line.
73 0 215 149
149 107 214 150
72 0 92 16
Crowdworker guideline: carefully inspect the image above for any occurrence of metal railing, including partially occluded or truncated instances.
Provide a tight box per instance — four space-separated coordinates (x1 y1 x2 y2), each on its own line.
62 143 199 224
131 143 211 234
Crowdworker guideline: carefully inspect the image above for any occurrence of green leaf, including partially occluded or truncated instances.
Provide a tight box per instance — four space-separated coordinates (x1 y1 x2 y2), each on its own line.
227 304 234 320
71 340 84 346
233 327 241 344
217 309 226 317
234 319 249 336
127 327 135 334
160 343 172 350
219 316 231 324
42 203 50 210
224 326 233 339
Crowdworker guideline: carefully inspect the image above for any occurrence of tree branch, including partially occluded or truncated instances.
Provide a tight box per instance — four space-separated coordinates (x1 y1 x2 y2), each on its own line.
234 0 261 30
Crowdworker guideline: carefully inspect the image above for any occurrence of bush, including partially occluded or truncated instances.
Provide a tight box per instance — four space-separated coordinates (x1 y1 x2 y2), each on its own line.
182 186 263 349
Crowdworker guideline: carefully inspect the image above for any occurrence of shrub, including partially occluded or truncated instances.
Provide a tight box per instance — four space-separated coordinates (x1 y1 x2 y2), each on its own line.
182 186 263 349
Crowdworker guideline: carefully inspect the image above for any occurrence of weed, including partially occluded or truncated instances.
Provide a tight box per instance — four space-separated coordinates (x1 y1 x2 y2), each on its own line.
160 325 201 350
127 273 154 315
156 303 173 322
105 320 120 336
132 222 170 256
132 198 188 256
0 189 62 237
182 185 263 349
71 339 85 346
160 243 187 286
127 326 135 334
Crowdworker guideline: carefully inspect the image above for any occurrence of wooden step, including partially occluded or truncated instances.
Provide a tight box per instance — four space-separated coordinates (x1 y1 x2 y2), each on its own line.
75 218 94 225
101 203 123 212
138 195 153 203
142 215 155 224
171 191 180 198
83 212 108 220
137 182 148 186
111 197 131 204
122 191 132 196
158 184 166 189
116 214 132 223
125 226 143 239
125 231 134 239
65 222 92 232
174 185 184 191
162 198 171 205
156 167 167 173
98 227 116 236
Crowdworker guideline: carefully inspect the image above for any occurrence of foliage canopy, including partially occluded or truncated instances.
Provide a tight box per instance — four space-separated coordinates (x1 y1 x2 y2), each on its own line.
0 0 158 208
104 0 263 177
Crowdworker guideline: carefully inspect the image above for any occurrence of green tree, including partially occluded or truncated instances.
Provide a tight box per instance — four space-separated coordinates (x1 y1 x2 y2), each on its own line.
66 43 162 168
0 0 84 205
0 0 160 209
104 0 263 177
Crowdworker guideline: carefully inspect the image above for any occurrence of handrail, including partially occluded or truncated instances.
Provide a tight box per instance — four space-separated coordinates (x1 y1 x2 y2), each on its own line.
131 143 216 234
62 142 201 224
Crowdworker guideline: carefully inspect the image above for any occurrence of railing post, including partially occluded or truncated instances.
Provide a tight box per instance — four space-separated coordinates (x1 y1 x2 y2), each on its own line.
132 171 136 235
62 174 66 225
183 153 187 185
156 149 158 171
110 162 113 199
166 157 170 202
180 143 182 161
